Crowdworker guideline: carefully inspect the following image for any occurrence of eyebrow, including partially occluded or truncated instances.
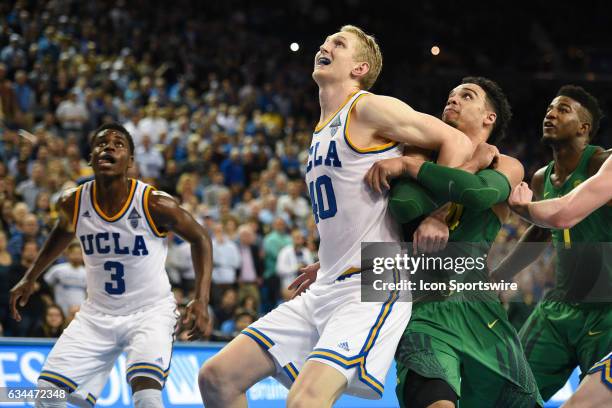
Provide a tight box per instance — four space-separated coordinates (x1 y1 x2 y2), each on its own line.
448 87 479 98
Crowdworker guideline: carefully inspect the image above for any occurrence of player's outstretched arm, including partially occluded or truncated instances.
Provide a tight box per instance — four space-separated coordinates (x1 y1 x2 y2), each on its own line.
356 94 472 166
510 154 612 229
148 191 213 340
9 188 78 322
490 167 551 282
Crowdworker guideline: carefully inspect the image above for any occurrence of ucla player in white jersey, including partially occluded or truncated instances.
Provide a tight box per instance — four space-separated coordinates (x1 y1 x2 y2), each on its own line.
9 123 213 408
198 25 472 408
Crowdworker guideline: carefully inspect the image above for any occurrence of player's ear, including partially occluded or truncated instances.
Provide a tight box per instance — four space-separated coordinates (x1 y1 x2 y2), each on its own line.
128 153 134 168
351 61 370 81
484 111 497 127
87 153 92 167
579 121 591 138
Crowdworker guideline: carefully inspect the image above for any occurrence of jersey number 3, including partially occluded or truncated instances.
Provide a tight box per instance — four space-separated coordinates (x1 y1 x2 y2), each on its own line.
308 175 337 223
104 261 125 295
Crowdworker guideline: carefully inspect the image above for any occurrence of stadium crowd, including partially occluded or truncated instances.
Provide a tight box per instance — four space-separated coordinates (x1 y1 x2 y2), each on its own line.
1 0 600 340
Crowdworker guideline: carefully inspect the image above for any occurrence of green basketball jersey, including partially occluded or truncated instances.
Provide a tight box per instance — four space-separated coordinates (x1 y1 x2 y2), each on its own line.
411 204 502 302
542 145 612 302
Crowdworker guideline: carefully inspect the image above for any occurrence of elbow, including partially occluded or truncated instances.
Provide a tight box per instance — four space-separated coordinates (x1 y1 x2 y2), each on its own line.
549 211 576 230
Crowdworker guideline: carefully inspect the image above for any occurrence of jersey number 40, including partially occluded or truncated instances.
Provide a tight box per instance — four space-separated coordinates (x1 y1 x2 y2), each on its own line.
308 175 337 223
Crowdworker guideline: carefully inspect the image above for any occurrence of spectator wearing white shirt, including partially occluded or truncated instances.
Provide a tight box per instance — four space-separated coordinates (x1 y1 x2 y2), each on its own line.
211 222 241 305
277 181 310 225
138 105 168 144
276 228 314 301
43 242 87 315
55 90 89 134
135 134 165 179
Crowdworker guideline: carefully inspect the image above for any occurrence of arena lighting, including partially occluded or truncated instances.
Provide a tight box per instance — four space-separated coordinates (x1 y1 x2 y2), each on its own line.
431 45 440 56
290 42 300 52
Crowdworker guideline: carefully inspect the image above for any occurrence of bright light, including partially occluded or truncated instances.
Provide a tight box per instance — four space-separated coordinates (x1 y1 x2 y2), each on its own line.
290 42 300 52
431 45 440 56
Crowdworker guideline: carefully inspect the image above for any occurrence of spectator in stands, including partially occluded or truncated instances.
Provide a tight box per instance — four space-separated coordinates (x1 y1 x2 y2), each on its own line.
8 212 45 260
15 161 46 211
28 304 65 338
136 134 165 179
211 222 241 304
261 217 291 311
0 230 13 330
7 239 52 336
277 180 310 226
276 228 315 301
55 90 89 137
43 242 87 316
236 224 262 309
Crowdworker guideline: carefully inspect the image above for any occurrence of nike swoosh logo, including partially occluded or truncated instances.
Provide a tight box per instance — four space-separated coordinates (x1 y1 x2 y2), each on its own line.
543 192 550 198
488 319 499 329
588 330 602 336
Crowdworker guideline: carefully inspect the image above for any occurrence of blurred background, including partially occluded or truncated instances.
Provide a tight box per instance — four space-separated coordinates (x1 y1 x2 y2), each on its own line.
0 0 606 406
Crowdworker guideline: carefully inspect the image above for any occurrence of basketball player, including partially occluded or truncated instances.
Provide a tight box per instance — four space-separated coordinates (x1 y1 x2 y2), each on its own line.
364 77 542 407
492 85 612 402
507 117 612 408
198 25 472 408
9 123 213 408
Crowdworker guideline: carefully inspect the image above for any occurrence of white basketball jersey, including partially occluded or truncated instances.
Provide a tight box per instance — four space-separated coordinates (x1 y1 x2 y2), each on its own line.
306 90 402 284
74 179 172 315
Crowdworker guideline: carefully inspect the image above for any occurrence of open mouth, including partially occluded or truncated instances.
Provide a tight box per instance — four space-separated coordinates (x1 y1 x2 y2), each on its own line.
98 153 116 166
316 57 331 66
543 121 555 129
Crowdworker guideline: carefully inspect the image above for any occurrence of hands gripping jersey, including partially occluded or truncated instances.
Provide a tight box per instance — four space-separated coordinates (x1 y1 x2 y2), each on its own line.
306 90 403 283
74 178 173 314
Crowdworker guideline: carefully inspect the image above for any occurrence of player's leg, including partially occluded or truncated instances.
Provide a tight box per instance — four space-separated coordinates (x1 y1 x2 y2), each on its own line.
199 334 277 408
124 300 179 408
519 301 576 400
199 293 318 408
299 282 411 405
562 351 612 408
286 360 347 408
395 332 460 408
460 301 543 407
36 309 122 408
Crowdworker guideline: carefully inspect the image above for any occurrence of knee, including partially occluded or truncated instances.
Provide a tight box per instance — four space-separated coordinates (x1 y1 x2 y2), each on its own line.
198 357 238 401
287 383 324 408
198 359 224 395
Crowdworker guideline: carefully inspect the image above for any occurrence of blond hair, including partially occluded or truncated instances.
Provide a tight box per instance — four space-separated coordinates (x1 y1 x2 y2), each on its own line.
340 25 382 90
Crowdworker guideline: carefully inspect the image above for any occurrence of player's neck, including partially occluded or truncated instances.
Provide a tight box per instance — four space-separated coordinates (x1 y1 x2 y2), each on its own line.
93 175 132 212
318 83 360 123
551 140 587 176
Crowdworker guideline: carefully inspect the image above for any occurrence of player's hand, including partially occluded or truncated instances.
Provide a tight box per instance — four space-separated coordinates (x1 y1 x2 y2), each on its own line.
288 262 320 298
183 299 210 341
413 216 449 254
365 157 409 193
9 278 37 322
508 182 533 208
472 143 500 170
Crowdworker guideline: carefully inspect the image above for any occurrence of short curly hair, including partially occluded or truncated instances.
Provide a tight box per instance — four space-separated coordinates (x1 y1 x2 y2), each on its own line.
461 76 512 144
556 85 603 138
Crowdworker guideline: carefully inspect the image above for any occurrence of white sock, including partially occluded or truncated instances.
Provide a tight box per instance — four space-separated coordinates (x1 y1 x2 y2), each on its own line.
133 388 163 408
35 380 67 408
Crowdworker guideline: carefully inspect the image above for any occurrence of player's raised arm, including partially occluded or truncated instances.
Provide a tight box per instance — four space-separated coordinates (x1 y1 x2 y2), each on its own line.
510 153 612 229
356 94 473 166
9 188 79 321
147 190 213 340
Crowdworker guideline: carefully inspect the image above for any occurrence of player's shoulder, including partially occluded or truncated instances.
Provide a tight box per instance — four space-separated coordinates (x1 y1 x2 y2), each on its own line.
353 93 413 117
495 154 525 185
56 186 81 214
146 187 180 213
587 146 612 176
530 165 548 199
